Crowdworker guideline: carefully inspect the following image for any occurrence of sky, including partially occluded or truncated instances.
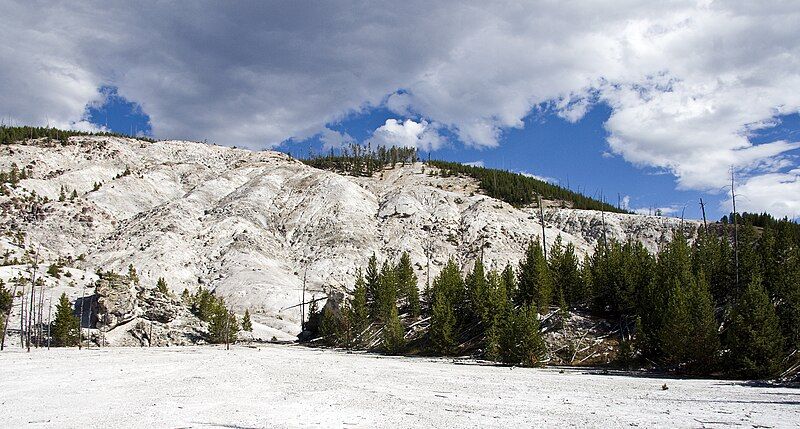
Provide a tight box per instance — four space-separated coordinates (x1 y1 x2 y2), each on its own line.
1 1 799 220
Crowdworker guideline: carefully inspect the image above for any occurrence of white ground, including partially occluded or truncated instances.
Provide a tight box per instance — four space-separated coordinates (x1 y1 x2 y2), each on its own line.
1 345 797 428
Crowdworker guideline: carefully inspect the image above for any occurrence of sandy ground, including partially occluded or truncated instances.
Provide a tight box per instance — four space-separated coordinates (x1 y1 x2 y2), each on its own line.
0 344 797 428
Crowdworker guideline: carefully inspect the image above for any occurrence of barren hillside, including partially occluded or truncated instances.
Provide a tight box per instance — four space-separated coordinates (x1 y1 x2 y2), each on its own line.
0 136 697 337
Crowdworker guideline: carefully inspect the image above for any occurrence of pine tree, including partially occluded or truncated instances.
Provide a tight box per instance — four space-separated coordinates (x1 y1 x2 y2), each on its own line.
377 261 398 321
0 279 11 315
51 292 79 347
319 306 341 345
517 238 553 314
156 277 169 295
128 264 140 286
181 288 191 304
501 264 517 299
365 253 380 318
484 270 508 361
430 288 456 355
349 270 370 343
395 251 420 317
428 259 462 355
465 259 489 325
725 276 785 378
638 231 694 360
548 236 583 308
685 273 719 373
241 309 253 332
517 305 546 366
70 189 78 200
58 185 66 202
208 302 238 344
659 283 691 366
499 305 545 366
382 305 405 354
47 263 61 278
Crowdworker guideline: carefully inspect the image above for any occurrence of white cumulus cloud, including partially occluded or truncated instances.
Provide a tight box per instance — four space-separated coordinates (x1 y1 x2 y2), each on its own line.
369 119 444 151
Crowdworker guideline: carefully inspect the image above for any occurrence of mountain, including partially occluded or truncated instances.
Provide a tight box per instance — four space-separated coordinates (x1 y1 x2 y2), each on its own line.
0 136 698 339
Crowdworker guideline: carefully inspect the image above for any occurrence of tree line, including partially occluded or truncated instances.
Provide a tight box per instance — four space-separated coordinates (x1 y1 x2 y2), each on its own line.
299 143 626 214
427 160 627 213
301 143 419 177
0 125 155 145
305 217 800 378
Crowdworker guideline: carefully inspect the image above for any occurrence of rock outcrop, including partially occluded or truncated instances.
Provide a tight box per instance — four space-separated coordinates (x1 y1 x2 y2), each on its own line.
93 273 206 346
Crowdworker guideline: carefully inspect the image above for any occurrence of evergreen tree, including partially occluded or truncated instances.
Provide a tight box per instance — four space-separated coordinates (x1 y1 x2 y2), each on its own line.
465 259 489 325
241 309 253 332
349 270 370 343
685 273 719 373
128 264 140 286
692 227 733 305
70 189 78 200
47 263 61 278
659 283 691 366
365 253 380 318
483 270 509 360
395 251 420 317
382 305 405 354
0 279 11 315
376 261 398 321
51 293 79 347
319 306 342 346
725 276 785 378
58 185 66 202
589 239 653 315
516 238 553 313
208 302 238 344
499 305 545 366
430 287 456 355
156 277 169 295
428 259 462 355
501 264 517 299
548 236 583 308
638 231 694 360
736 222 763 296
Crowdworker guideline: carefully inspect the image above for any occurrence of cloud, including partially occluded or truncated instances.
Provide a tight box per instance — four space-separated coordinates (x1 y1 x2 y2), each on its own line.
633 206 681 217
621 195 631 211
516 170 557 185
721 169 800 219
368 119 444 151
2 2 800 214
319 128 355 151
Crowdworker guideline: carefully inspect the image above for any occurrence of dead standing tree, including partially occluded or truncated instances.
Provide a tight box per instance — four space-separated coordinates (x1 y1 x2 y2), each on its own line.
26 250 41 352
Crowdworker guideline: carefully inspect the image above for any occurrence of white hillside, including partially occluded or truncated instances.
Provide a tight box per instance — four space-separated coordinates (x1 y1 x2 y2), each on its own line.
0 136 698 336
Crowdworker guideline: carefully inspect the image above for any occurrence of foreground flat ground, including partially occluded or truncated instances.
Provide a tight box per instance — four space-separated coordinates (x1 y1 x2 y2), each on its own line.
0 345 797 428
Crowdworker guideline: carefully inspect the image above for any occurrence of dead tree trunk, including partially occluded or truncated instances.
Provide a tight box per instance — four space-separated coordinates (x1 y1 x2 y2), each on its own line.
46 293 52 350
537 194 547 260
731 169 739 291
19 289 25 348
78 284 85 350
699 198 708 233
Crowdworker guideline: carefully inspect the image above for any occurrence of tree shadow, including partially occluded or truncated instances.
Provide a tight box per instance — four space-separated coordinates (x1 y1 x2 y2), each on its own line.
73 294 98 328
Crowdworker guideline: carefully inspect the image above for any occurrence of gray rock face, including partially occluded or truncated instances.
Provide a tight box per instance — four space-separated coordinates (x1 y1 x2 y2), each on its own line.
93 274 207 346
95 276 138 330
